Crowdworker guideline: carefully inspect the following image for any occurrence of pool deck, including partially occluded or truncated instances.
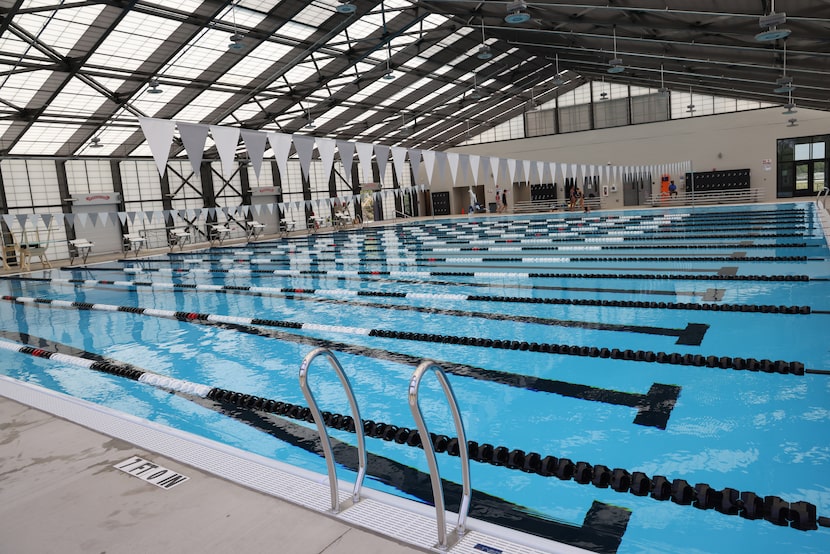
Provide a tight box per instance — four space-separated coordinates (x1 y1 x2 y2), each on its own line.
0 394 426 554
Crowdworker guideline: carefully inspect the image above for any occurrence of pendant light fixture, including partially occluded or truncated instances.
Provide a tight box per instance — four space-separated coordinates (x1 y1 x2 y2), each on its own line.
228 1 244 50
607 26 625 74
756 0 791 42
773 39 795 93
476 17 492 60
553 54 565 86
658 64 669 96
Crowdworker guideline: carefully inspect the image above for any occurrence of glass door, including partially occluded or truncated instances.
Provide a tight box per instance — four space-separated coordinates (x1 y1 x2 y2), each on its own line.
794 161 826 197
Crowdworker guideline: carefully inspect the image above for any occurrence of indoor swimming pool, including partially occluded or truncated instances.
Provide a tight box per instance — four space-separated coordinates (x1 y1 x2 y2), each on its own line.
1 202 829 553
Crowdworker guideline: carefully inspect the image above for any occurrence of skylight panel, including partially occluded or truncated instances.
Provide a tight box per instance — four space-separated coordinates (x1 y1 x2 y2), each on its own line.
47 77 109 116
0 70 54 107
86 11 180 71
283 62 319 84
131 85 188 118
406 82 454 111
312 105 349 127
220 41 293 86
276 21 317 43
349 78 393 103
173 90 236 122
293 3 335 26
161 29 229 80
238 0 280 12
0 28 38 57
344 12 384 41
15 5 105 57
77 127 135 156
10 123 83 156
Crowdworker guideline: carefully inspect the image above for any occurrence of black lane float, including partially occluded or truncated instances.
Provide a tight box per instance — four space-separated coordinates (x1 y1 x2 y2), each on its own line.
0 294 810 376
0 334 822 535
72 264 813 283
0 293 681 428
6 276 710 346
2 288 805 375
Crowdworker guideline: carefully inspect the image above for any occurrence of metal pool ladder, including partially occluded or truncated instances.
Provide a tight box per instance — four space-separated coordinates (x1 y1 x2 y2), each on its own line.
408 360 472 551
299 347 367 513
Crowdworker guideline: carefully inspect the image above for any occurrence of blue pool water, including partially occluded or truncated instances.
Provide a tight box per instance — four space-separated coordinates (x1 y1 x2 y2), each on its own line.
1 202 829 553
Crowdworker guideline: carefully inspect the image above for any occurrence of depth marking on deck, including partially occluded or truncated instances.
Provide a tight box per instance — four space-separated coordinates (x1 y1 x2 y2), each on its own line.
114 456 189 489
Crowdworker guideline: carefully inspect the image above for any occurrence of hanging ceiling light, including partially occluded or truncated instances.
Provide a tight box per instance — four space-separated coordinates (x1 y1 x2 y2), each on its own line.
773 39 795 93
147 78 162 94
304 110 315 129
228 2 244 50
782 86 797 114
686 86 696 113
400 112 411 136
552 54 565 86
505 1 531 24
756 0 791 42
598 77 609 100
89 136 103 148
787 118 798 127
470 71 485 100
336 0 357 14
476 17 492 60
658 64 670 96
607 26 625 74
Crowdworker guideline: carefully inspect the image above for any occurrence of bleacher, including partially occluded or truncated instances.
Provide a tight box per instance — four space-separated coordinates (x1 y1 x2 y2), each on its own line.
513 196 601 213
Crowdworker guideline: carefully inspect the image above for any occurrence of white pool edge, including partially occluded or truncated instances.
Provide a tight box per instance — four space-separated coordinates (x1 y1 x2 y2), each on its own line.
0 375 591 554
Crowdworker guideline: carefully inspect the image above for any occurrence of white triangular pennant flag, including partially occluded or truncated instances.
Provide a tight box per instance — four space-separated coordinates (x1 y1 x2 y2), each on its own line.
489 156 501 185
506 158 517 184
210 125 240 179
240 129 268 179
356 142 375 184
435 152 449 184
391 146 407 186
118 212 128 226
408 149 422 176
337 141 356 185
292 134 315 181
76 212 89 228
469 155 481 186
138 117 176 177
522 159 531 184
375 145 390 184
446 152 460 185
268 132 293 183
177 122 209 175
317 137 337 189
421 150 436 185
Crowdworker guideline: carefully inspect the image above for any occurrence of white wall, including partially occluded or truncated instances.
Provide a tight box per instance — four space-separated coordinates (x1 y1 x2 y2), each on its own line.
449 106 830 205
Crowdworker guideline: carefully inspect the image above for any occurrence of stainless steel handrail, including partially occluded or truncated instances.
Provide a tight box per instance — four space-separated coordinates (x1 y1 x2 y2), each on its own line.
298 347 367 513
407 360 472 551
816 186 829 207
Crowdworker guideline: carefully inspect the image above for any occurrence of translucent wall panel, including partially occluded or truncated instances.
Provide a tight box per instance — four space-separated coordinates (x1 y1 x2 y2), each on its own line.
66 160 113 195
631 93 669 124
525 109 555 137
559 104 591 133
594 97 629 129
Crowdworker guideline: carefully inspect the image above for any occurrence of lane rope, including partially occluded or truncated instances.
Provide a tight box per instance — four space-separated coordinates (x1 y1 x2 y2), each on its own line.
0 336 824 533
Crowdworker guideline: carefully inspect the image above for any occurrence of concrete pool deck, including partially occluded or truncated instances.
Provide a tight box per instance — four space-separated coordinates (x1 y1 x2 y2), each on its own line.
0 394 428 554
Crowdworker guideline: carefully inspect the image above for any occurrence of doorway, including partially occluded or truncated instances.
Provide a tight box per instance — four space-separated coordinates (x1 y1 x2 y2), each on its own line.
794 161 825 197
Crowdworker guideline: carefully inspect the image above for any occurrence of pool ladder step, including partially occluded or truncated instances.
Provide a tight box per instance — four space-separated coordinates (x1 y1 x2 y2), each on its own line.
299 348 472 551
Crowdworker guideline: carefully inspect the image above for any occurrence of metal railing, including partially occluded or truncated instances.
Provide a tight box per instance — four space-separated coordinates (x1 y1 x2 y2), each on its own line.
407 360 471 551
816 186 829 208
298 347 367 513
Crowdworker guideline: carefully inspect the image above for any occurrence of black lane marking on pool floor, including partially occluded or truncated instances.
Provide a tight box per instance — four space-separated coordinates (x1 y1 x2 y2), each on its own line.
3 331 824 535
4 276 710 345
0 331 629 553
0 300 680 429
